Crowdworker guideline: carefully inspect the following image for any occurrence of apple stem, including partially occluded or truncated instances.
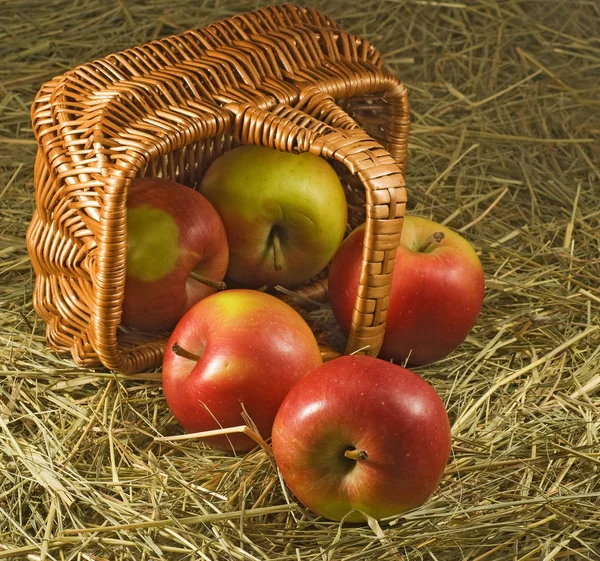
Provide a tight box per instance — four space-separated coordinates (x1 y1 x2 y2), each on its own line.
272 230 283 271
418 231 445 253
171 342 202 362
189 271 226 291
344 448 369 461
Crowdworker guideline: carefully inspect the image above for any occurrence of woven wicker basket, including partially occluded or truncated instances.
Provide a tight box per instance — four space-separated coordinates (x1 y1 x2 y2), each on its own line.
26 4 409 374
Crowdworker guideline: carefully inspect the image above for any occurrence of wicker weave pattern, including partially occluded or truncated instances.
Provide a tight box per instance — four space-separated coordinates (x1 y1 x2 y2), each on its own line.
26 4 409 373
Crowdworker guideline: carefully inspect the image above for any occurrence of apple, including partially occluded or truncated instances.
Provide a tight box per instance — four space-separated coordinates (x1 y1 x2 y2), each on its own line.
328 216 485 366
199 145 347 289
272 355 451 522
162 289 323 452
121 177 229 332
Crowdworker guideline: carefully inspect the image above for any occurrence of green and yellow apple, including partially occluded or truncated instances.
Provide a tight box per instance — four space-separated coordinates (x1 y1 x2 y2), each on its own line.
121 177 228 331
328 216 485 366
161 289 323 452
199 145 347 289
272 355 452 522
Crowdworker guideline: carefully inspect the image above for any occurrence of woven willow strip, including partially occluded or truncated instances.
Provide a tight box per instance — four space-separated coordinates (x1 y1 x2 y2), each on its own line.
26 3 409 373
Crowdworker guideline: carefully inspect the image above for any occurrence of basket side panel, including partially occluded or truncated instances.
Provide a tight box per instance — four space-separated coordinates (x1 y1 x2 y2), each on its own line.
27 149 100 367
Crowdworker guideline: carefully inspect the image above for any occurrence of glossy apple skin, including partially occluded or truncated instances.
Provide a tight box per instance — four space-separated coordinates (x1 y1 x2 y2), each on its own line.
199 145 347 288
272 355 451 522
328 216 485 366
122 178 229 332
162 289 323 452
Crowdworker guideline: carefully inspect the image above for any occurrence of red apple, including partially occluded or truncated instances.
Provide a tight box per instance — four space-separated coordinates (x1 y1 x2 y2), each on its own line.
272 355 451 522
122 177 229 332
162 289 323 452
199 145 347 289
328 216 485 366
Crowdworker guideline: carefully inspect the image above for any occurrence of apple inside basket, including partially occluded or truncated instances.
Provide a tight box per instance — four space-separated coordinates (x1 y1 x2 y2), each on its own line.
125 144 350 323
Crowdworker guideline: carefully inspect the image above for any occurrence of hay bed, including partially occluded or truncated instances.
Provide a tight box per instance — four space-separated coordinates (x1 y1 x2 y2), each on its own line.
1 0 599 559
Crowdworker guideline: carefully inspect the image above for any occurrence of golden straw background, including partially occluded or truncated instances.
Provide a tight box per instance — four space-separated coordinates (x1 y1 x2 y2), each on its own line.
1 0 599 559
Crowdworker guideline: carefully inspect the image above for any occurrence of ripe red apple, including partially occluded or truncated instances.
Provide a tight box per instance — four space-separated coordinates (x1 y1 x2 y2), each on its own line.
199 145 347 289
162 289 323 452
328 216 485 366
272 355 451 522
121 177 229 332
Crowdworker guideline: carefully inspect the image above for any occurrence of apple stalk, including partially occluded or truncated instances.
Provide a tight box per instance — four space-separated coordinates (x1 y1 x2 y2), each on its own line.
418 231 445 253
189 271 227 291
344 448 368 461
171 342 202 362
272 230 283 271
